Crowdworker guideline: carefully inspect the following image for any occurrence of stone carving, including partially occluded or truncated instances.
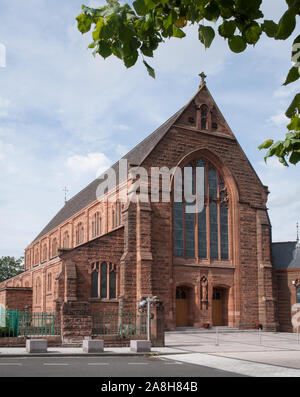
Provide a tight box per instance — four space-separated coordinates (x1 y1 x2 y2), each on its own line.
200 276 208 310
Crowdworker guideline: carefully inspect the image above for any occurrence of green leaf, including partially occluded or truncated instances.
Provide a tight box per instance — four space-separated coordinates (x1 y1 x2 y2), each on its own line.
228 36 247 53
275 9 296 40
234 0 263 19
258 139 274 150
285 93 300 118
219 6 233 19
283 66 300 86
76 13 92 34
244 23 262 45
287 115 300 131
140 43 153 57
261 20 278 38
218 20 236 38
289 151 300 165
143 60 155 78
204 1 220 22
198 25 215 49
92 17 104 41
133 0 148 16
172 25 186 38
123 50 139 67
98 40 112 58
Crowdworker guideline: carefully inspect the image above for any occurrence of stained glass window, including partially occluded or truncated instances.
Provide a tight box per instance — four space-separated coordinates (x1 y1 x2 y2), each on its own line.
198 206 207 258
100 262 107 298
91 269 98 298
220 203 229 260
173 157 229 261
210 201 219 259
174 202 184 257
109 264 116 299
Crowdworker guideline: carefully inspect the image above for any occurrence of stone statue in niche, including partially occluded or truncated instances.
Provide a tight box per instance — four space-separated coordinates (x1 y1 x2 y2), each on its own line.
200 276 208 310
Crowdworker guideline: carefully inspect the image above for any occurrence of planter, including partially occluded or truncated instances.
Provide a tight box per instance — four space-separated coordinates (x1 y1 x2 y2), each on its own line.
203 323 210 329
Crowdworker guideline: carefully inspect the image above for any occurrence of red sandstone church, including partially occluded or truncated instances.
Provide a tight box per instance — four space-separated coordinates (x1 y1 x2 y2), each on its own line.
1 79 300 337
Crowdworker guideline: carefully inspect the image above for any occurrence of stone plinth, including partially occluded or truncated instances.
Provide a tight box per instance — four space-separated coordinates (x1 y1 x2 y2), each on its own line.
26 339 48 353
130 340 151 352
82 339 104 353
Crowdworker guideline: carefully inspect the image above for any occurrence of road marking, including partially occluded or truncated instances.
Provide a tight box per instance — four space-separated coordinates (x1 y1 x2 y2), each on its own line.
88 363 109 366
128 363 149 365
43 363 69 366
0 363 22 366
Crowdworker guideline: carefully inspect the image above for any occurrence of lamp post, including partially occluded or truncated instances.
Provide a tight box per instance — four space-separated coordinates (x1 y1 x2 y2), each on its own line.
138 297 154 342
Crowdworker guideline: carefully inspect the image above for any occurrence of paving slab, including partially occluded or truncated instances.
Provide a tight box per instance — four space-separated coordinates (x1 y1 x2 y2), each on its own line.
159 353 300 377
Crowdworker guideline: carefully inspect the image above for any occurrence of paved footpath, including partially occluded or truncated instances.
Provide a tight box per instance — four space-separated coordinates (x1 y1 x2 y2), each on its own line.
161 328 300 377
1 328 300 377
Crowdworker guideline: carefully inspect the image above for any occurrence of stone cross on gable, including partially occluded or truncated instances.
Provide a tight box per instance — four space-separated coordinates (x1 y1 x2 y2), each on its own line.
63 186 69 204
199 72 207 86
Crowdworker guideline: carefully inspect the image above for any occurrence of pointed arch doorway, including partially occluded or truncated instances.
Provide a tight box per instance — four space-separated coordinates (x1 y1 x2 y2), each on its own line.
176 286 191 327
212 287 229 326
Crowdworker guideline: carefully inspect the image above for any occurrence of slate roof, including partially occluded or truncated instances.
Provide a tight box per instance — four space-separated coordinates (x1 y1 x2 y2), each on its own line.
32 105 186 244
272 241 300 269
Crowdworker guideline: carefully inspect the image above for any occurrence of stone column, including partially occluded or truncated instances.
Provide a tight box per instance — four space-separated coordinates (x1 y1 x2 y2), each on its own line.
257 210 278 331
119 200 137 313
60 301 92 342
136 199 153 303
150 299 165 347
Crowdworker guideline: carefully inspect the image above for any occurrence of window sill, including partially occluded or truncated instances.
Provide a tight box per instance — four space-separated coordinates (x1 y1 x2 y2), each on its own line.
173 257 233 268
88 298 118 303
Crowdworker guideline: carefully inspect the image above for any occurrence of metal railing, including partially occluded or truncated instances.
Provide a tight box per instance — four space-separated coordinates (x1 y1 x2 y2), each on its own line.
92 312 147 337
0 310 60 337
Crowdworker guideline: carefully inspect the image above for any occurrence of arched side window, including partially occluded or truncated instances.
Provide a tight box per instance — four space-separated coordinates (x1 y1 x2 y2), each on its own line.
90 262 116 299
200 105 208 130
47 273 52 291
173 157 229 261
63 231 70 249
211 106 218 130
34 248 39 266
42 244 47 262
112 200 122 229
92 212 102 237
76 222 84 245
297 286 300 304
52 238 58 258
35 277 41 304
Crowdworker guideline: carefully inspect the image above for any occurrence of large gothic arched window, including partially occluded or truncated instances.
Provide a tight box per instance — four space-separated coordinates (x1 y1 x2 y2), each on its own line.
173 158 229 261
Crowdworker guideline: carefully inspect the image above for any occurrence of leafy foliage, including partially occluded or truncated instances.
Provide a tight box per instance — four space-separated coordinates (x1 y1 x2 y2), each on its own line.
76 0 300 165
0 256 24 282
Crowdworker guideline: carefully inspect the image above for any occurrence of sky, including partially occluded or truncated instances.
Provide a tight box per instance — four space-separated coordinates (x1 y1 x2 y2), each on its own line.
0 0 299 258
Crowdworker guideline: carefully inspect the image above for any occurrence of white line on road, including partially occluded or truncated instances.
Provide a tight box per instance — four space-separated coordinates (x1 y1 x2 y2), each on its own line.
43 363 69 366
127 363 149 365
88 363 109 366
0 363 22 366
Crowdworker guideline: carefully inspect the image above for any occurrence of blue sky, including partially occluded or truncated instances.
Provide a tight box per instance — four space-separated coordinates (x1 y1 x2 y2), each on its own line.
0 0 299 258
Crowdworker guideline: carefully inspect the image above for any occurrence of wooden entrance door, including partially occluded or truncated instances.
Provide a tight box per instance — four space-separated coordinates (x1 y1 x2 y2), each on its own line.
176 286 188 326
212 288 223 326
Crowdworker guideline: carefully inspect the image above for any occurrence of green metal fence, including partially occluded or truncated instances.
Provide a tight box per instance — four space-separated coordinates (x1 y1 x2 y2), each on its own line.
0 311 60 337
92 312 147 337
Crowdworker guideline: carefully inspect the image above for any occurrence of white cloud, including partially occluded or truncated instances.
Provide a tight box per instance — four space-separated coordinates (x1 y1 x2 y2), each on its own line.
269 111 289 126
255 159 300 242
66 152 111 177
